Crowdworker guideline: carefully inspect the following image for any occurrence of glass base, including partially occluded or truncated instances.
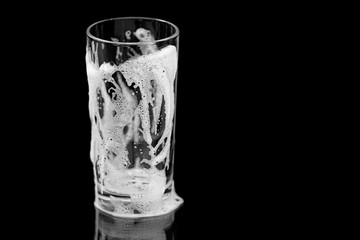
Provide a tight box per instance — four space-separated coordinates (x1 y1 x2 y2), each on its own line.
94 188 183 218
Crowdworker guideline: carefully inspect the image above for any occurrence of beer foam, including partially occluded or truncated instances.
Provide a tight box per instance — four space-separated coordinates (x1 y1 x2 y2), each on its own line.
86 29 182 217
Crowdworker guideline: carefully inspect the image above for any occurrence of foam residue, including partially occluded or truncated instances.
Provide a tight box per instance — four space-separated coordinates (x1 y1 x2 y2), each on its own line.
86 28 182 217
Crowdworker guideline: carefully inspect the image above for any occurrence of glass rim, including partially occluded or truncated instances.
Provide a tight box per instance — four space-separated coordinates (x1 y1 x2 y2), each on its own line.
86 16 180 46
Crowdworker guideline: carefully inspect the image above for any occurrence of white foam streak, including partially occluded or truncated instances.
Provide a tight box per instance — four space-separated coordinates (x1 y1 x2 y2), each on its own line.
86 40 182 217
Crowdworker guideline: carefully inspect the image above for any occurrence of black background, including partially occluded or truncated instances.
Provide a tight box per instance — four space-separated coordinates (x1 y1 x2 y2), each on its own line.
2 2 281 239
2 2 348 238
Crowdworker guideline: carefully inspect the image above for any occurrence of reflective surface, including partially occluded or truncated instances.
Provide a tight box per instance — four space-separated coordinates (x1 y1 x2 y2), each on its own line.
95 207 176 239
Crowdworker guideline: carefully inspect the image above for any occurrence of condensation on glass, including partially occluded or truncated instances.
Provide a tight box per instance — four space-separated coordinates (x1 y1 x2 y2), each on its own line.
85 17 183 218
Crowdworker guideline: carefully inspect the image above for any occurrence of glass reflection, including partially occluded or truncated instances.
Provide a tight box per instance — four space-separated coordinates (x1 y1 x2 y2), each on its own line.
94 207 176 240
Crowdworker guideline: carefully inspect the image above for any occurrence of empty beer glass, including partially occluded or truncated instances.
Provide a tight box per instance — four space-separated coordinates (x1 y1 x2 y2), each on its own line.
85 17 183 217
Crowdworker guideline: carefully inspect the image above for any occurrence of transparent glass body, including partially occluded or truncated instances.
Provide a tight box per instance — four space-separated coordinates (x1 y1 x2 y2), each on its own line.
86 17 183 218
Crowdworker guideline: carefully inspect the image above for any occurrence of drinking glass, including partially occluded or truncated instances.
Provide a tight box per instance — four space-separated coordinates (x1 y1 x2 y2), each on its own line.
85 17 183 218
